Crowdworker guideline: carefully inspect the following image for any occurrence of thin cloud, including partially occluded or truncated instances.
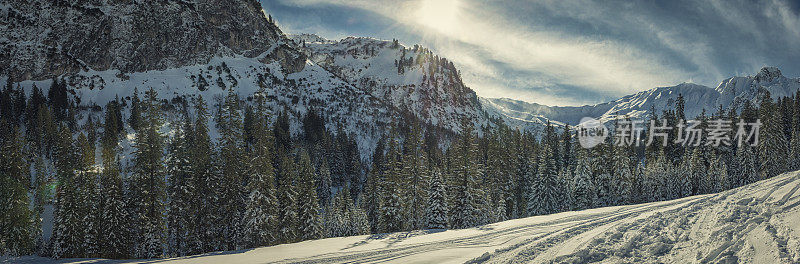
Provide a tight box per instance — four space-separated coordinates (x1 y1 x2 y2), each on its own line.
263 0 800 106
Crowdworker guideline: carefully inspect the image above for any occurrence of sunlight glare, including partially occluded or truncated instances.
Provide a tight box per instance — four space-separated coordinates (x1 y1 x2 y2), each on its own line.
416 0 461 33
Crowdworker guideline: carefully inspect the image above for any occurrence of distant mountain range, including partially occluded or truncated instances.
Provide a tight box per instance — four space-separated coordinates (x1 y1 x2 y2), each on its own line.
2 0 798 146
483 66 800 131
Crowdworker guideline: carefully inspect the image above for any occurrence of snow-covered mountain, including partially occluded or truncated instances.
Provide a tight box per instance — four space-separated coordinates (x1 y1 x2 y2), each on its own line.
484 67 800 131
289 34 486 134
0 1 488 156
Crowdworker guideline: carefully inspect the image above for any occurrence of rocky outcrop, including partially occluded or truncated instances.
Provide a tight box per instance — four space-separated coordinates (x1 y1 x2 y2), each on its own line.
0 0 303 81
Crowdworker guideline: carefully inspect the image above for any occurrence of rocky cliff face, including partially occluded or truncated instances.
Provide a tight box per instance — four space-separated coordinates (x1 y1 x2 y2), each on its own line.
290 35 486 133
0 0 305 81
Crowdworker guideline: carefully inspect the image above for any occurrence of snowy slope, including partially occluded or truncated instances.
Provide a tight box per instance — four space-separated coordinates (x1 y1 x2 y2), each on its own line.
11 170 797 263
484 67 800 130
2 54 400 159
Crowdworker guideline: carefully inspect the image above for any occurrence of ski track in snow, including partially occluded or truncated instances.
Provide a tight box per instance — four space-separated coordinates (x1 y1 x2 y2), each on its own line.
6 172 800 264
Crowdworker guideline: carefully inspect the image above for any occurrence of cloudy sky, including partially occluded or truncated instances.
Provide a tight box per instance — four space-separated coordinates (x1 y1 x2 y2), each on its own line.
261 0 800 106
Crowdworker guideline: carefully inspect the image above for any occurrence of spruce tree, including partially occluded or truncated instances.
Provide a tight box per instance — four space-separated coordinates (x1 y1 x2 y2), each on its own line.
129 88 165 258
642 154 668 202
0 124 35 256
316 160 333 208
241 97 279 248
790 131 800 171
734 144 759 187
51 124 82 258
611 147 634 206
709 156 729 193
166 118 197 256
571 151 596 210
759 95 789 179
675 155 693 198
425 168 448 229
75 133 100 257
528 144 559 216
31 155 48 254
277 154 299 244
216 88 247 250
349 197 371 236
98 145 129 259
191 96 218 253
98 99 129 258
363 167 381 233
402 122 429 230
297 151 323 240
379 131 404 232
688 148 708 195
451 121 481 228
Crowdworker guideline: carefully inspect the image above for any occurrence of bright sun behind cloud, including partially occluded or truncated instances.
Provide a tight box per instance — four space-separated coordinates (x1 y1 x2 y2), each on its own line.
416 0 461 33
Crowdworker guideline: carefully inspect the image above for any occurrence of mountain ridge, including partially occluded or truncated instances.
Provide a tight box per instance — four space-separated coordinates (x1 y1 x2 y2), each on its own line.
483 66 800 131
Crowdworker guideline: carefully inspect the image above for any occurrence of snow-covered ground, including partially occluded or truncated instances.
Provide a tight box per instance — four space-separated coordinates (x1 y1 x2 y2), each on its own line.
7 171 800 264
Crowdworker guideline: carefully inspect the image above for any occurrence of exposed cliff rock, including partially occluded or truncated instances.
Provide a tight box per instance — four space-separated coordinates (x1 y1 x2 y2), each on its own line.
0 0 304 80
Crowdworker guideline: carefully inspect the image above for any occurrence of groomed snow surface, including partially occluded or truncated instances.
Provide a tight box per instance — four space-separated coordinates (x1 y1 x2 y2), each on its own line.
7 171 800 264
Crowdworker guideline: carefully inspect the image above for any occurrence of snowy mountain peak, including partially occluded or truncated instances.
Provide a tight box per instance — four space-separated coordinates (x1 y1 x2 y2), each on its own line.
484 67 800 132
289 34 336 45
755 66 783 83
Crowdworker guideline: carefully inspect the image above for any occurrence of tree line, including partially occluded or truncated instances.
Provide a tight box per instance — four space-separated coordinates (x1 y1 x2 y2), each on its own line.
1 79 799 259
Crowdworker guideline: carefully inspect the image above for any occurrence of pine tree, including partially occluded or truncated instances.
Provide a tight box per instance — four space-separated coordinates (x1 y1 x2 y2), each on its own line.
611 147 634 205
379 131 404 232
402 122 429 230
216 89 246 250
51 124 83 258
297 151 323 240
98 144 129 259
241 96 279 248
759 95 789 179
166 118 197 256
688 148 708 195
184 97 218 253
0 123 35 256
571 151 596 210
450 121 481 228
709 156 729 193
425 168 448 229
734 144 759 187
129 88 165 258
675 155 693 198
277 154 299 244
75 133 100 257
363 167 381 233
528 144 559 216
